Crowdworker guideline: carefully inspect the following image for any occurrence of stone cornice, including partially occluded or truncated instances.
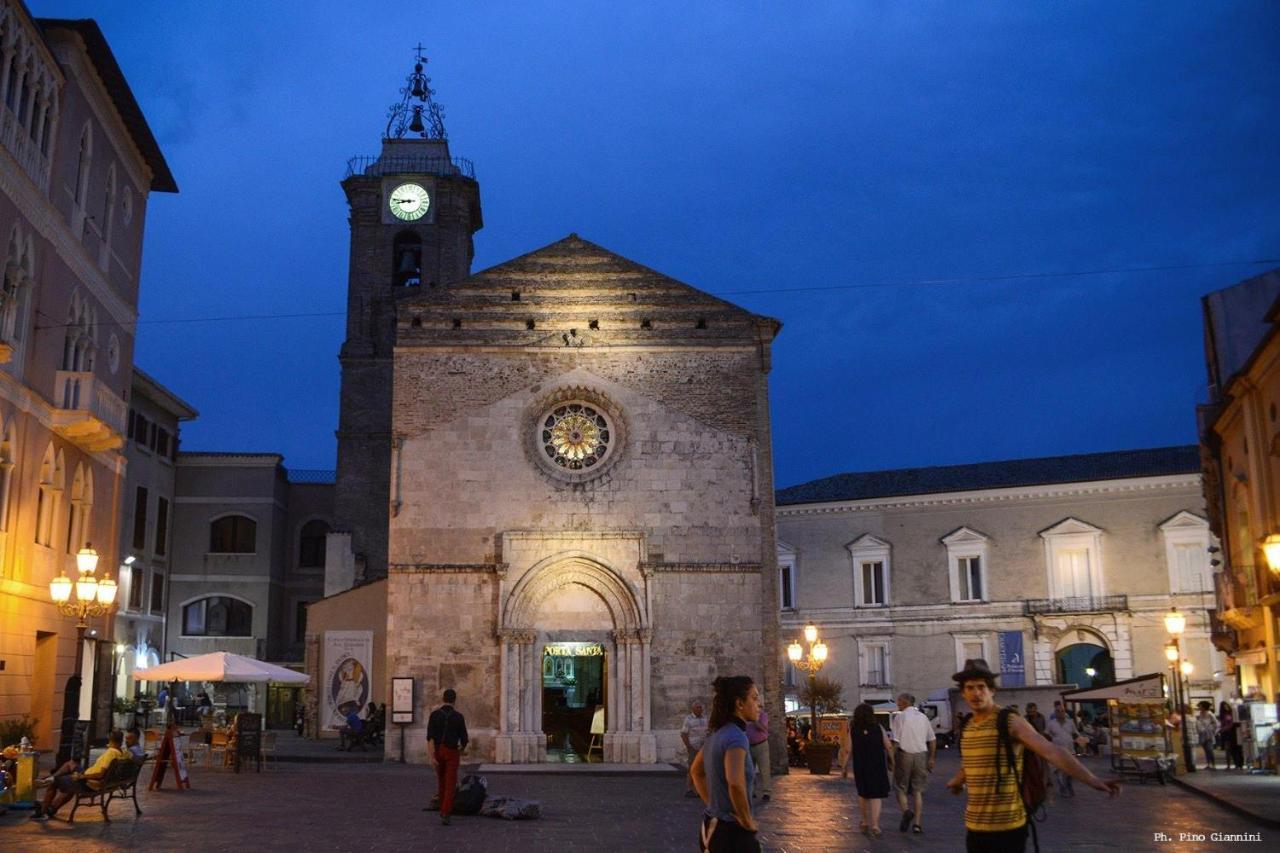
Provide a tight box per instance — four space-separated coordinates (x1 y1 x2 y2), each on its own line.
0 368 127 470
390 563 497 574
641 561 762 574
777 474 1200 517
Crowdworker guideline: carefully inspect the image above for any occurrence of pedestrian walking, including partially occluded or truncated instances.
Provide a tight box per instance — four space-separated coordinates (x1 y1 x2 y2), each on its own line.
1217 701 1241 770
745 704 771 801
682 699 709 797
1043 705 1079 797
945 659 1120 852
889 692 935 834
1024 703 1046 736
1195 702 1218 770
689 676 761 853
851 702 894 838
426 688 469 825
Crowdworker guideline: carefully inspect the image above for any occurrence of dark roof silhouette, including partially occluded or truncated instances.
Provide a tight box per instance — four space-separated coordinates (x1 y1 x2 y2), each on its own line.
776 445 1201 506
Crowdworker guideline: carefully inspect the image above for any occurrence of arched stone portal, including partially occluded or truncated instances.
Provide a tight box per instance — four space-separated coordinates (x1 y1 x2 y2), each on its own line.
494 553 655 763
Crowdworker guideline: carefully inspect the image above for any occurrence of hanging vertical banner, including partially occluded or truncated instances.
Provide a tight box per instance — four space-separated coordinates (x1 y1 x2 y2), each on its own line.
998 631 1026 687
323 631 373 730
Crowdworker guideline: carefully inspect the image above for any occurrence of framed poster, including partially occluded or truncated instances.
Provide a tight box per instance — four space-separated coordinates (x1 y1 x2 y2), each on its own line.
392 677 415 724
323 631 373 729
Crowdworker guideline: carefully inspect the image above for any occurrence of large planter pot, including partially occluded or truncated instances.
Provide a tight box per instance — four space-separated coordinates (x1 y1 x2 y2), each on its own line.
805 742 837 775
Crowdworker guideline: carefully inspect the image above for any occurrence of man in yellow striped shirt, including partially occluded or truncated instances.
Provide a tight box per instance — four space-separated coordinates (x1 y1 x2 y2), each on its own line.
945 660 1121 852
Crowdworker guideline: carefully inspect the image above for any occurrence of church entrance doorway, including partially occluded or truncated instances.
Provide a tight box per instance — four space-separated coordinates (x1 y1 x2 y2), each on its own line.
541 641 606 762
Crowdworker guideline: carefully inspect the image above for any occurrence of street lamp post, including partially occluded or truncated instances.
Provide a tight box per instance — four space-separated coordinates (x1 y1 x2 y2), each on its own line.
788 624 828 740
48 545 117 722
1164 607 1196 774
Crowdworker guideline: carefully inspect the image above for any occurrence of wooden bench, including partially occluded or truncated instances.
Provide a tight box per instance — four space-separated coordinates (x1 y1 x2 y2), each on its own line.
68 757 147 823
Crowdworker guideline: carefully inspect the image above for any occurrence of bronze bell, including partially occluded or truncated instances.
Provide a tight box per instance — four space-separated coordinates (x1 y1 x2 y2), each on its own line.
408 105 425 134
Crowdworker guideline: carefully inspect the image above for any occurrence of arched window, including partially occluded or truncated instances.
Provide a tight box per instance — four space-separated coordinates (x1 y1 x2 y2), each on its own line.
298 519 330 568
0 419 15 534
1 226 32 350
35 446 63 548
101 164 117 256
392 231 422 287
65 463 87 554
209 514 256 553
74 123 93 233
182 596 253 637
61 292 96 373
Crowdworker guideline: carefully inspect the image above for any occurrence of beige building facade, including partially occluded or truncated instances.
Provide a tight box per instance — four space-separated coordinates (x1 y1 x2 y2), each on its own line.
776 448 1225 713
1200 268 1280 703
0 3 175 750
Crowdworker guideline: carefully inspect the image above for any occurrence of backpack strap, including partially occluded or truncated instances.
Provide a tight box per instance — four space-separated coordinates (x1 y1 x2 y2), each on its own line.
997 708 1040 853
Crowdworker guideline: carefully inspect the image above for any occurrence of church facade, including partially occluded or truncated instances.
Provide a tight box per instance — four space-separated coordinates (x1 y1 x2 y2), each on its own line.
318 60 784 764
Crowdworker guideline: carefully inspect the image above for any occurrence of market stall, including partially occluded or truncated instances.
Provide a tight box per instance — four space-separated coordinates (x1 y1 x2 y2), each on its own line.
1061 673 1176 782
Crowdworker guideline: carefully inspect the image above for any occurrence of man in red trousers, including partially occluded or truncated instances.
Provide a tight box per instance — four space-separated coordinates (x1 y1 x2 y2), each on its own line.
427 688 469 825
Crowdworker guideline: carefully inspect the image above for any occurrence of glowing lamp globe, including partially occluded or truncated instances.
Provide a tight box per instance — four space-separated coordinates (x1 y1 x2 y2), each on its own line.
75 544 100 576
49 572 73 603
1164 607 1186 636
1180 660 1194 676
96 573 117 606
75 574 98 603
787 642 803 663
813 642 828 663
1164 644 1179 663
804 625 818 645
1263 534 1280 573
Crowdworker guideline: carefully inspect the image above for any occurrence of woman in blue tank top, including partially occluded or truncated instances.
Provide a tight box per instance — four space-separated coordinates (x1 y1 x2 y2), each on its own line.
689 676 762 853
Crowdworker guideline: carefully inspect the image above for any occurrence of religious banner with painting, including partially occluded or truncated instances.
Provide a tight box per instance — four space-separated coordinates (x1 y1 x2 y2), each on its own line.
323 631 373 730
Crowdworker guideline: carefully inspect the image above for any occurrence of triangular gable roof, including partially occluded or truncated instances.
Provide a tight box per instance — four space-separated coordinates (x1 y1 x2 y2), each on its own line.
1038 517 1103 538
846 533 891 552
398 234 780 343
941 526 989 545
1158 510 1209 531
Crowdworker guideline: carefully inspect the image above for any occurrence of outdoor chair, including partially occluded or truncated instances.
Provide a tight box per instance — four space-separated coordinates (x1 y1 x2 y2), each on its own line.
209 730 230 767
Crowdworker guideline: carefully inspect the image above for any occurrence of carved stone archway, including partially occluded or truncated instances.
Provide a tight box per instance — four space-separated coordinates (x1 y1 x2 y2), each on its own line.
494 553 655 763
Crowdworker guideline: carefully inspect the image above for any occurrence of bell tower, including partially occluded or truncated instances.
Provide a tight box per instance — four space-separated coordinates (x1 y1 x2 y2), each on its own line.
333 49 483 586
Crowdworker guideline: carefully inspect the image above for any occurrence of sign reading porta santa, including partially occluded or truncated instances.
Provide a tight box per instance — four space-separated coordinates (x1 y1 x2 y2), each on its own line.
323 630 373 730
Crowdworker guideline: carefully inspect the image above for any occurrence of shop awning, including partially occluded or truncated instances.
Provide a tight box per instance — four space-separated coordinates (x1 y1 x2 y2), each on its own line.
132 651 309 684
1059 673 1164 702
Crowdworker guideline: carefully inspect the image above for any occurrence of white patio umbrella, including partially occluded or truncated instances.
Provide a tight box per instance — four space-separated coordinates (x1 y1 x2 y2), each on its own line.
132 651 309 684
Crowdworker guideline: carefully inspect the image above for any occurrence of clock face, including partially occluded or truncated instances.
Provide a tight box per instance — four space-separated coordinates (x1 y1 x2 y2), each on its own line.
389 183 430 221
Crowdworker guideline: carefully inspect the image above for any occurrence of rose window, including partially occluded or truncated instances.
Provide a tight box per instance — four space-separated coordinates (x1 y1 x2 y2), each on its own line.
542 403 610 470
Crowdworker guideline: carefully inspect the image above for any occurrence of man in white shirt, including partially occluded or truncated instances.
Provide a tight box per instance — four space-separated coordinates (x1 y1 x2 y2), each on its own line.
890 692 936 834
1044 705 1080 796
680 700 708 797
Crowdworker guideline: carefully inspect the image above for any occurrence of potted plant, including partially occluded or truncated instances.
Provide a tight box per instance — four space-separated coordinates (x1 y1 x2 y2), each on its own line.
799 676 847 775
112 696 137 730
0 714 38 748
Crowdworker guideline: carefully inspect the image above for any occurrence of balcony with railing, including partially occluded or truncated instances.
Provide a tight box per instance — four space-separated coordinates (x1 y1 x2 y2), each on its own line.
344 154 475 180
1023 595 1128 615
1 101 51 192
51 371 127 451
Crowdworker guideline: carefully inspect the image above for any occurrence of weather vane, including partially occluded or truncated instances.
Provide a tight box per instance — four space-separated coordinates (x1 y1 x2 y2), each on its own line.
385 44 447 140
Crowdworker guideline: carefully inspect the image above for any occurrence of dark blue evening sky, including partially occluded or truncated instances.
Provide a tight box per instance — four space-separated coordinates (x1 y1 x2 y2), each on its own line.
37 1 1280 487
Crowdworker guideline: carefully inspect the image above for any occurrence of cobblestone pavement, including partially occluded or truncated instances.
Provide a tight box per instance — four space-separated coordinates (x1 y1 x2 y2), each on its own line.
0 751 1269 851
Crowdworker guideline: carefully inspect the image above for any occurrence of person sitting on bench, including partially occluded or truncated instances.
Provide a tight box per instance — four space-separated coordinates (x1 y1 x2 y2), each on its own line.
32 729 126 821
125 728 145 760
338 708 365 751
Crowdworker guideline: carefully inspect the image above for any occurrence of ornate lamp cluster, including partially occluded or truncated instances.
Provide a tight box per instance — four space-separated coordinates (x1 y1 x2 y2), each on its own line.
385 44 448 140
788 624 829 740
49 544 116 623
